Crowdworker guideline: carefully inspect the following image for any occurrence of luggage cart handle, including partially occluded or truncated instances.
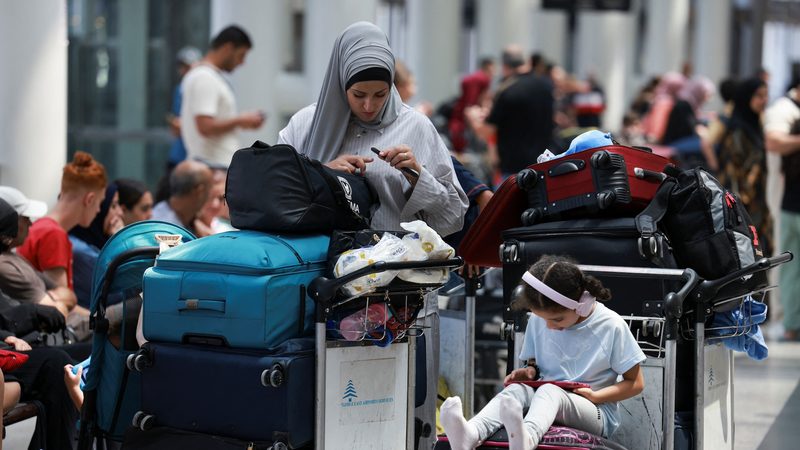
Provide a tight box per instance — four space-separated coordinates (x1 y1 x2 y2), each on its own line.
663 268 699 319
308 257 464 305
691 252 793 304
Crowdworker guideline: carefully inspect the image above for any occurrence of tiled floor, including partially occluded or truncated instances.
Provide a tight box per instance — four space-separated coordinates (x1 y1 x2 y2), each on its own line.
734 340 800 450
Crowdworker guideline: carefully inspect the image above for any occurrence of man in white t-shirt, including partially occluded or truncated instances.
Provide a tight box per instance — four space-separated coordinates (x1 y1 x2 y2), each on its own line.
181 25 265 168
765 75 800 341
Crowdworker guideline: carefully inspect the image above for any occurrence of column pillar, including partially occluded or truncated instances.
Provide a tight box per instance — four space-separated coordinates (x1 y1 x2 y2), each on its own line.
476 0 533 65
531 0 569 67
692 0 732 85
641 0 689 76
211 0 291 145
574 10 637 131
406 0 461 106
0 0 67 204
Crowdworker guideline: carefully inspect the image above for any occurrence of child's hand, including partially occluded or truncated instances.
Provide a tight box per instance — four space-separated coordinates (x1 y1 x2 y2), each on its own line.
63 364 86 410
64 364 81 388
573 387 599 403
504 367 537 384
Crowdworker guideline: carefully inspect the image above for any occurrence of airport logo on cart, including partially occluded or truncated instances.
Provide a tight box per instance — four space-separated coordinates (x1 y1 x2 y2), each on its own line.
341 379 394 407
342 380 358 402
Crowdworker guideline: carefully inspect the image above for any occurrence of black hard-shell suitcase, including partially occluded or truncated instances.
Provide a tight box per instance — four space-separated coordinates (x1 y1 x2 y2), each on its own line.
500 217 680 317
131 338 313 449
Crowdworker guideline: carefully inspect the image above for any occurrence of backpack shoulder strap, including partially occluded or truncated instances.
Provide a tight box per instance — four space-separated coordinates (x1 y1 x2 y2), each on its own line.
636 178 676 235
635 177 677 258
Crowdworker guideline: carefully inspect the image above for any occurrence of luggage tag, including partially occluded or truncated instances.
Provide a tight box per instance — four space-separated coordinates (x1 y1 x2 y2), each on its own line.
154 234 184 254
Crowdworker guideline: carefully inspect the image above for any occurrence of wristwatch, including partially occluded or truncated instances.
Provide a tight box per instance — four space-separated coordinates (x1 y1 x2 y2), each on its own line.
526 359 542 380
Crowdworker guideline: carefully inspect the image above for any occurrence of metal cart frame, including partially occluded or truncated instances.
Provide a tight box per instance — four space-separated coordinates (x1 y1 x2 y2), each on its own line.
309 258 463 450
448 253 791 450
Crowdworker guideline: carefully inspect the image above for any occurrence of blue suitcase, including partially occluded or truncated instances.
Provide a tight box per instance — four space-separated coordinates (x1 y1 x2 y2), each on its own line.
132 338 314 448
142 231 329 348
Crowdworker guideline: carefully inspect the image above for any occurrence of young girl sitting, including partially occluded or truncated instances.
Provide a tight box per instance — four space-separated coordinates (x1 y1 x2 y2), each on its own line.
441 255 646 450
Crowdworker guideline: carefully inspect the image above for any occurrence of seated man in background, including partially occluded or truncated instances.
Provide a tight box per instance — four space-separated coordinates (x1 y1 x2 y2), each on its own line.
0 186 71 317
151 159 213 235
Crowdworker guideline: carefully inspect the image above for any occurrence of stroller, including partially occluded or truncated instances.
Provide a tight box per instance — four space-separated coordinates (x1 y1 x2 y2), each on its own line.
77 221 196 449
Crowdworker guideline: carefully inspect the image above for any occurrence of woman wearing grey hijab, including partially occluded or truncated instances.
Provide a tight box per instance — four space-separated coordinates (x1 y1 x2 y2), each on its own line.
278 21 467 237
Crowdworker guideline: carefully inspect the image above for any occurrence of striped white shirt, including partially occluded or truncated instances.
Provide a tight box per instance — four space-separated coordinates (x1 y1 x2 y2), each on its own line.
278 104 468 237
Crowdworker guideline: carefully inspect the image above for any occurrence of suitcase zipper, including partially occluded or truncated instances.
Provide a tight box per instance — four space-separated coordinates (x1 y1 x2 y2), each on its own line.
270 235 305 264
154 260 326 275
503 228 641 240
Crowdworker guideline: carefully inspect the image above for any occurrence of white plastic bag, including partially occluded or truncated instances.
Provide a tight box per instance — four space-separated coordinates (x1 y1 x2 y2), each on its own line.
334 232 408 295
397 221 454 284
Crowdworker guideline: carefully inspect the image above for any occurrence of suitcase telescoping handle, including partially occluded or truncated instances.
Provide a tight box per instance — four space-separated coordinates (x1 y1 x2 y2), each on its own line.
308 257 464 306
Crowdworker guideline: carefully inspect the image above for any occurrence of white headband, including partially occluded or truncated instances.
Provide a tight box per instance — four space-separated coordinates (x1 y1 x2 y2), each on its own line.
522 272 596 317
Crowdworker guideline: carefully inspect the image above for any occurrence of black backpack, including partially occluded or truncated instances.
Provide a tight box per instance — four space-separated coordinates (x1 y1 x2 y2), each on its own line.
226 141 379 233
636 166 765 283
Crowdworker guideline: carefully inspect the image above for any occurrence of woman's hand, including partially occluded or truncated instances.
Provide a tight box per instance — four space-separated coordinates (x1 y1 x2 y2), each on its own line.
4 336 31 352
377 145 421 184
504 367 537 384
325 154 374 174
573 387 599 403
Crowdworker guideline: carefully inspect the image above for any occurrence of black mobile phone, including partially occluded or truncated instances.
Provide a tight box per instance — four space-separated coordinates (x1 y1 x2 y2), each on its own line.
370 147 419 180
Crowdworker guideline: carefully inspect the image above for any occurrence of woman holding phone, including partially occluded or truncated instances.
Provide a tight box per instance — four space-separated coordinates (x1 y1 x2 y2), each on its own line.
277 21 467 236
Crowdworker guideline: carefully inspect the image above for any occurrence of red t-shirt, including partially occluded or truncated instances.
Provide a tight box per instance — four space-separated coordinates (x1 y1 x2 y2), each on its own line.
17 217 73 289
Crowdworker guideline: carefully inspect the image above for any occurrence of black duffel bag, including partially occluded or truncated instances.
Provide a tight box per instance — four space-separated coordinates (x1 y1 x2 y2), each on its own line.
226 141 379 232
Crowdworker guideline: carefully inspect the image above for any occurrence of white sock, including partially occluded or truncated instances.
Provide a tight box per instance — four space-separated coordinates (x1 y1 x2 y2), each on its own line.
499 396 535 450
440 396 479 450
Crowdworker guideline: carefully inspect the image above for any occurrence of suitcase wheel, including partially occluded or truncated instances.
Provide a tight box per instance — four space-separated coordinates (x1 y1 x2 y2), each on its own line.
132 354 150 372
516 168 540 190
132 411 145 428
596 190 616 209
125 353 136 371
520 207 544 226
139 414 155 431
269 442 288 450
132 411 154 430
590 150 612 169
500 244 519 264
261 363 285 388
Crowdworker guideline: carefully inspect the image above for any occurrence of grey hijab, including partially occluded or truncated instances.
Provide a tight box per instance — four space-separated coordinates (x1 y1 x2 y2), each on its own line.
302 21 402 162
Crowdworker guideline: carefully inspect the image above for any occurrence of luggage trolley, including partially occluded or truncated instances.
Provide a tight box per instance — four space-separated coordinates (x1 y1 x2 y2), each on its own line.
309 257 463 450
444 252 790 450
583 253 791 450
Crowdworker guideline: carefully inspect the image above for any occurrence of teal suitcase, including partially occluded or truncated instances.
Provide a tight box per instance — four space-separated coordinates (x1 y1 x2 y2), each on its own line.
142 231 329 349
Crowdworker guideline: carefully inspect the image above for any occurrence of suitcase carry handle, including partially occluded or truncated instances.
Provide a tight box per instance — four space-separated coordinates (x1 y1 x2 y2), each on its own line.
308 257 463 306
176 299 225 313
547 159 585 177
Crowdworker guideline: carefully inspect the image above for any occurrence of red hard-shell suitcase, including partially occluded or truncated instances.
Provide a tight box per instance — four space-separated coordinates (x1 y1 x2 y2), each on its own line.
517 145 672 226
458 175 527 268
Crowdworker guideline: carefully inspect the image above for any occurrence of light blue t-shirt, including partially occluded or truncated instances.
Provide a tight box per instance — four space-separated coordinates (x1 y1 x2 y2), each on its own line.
520 302 646 437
